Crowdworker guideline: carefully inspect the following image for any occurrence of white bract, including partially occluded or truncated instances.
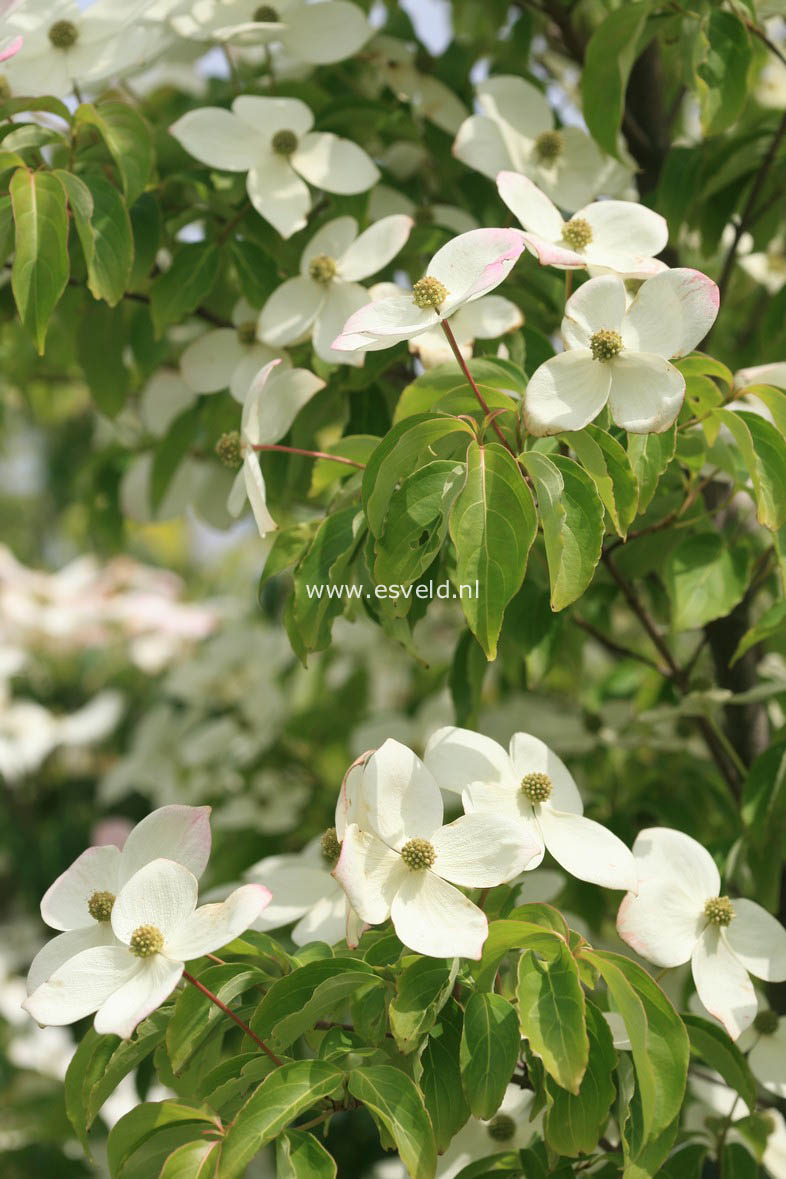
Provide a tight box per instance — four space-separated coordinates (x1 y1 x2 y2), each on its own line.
497 172 668 278
734 362 786 392
226 358 325 538
616 827 786 1039
27 804 212 991
170 96 379 238
408 293 523 368
2 0 164 98
24 858 269 1038
739 1012 786 1098
436 1087 540 1179
258 215 413 367
180 299 289 402
170 0 370 65
453 75 630 210
423 727 637 891
365 36 467 135
332 228 525 353
524 269 720 435
333 739 539 959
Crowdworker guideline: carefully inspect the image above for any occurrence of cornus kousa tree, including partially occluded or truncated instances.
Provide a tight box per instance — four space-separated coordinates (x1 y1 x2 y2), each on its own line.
5 1 786 1177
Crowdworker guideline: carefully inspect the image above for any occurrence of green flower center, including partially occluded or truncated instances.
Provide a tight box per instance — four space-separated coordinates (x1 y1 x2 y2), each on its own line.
129 924 165 958
272 129 298 156
534 130 563 163
753 1009 779 1035
412 276 448 310
400 837 436 871
486 1113 516 1142
236 321 257 345
254 3 279 19
309 254 338 285
48 20 79 49
321 826 341 865
521 771 553 803
87 890 116 923
215 431 244 469
562 217 593 251
0 76 11 101
589 329 623 361
704 895 735 927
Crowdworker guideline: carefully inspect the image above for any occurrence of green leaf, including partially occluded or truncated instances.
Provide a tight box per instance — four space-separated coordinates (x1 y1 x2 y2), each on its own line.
472 919 564 991
683 1014 757 1110
259 522 319 592
582 3 656 157
741 742 786 908
362 414 474 536
149 242 220 338
108 1102 219 1178
520 451 604 611
450 442 537 657
564 425 639 539
76 100 153 205
460 992 521 1118
394 358 524 422
389 956 457 1053
419 1000 471 1152
64 1012 168 1155
348 1065 437 1179
627 427 676 512
159 1139 221 1179
219 1061 344 1179
664 532 751 631
0 95 73 121
517 941 588 1094
77 173 134 306
622 1105 680 1179
375 459 465 590
719 1144 758 1179
251 957 376 1049
310 435 378 495
0 193 13 264
291 507 364 654
167 964 266 1073
694 12 752 134
77 301 131 416
129 192 161 290
276 1129 337 1179
9 168 70 353
543 1000 616 1156
229 238 277 306
716 409 786 530
582 950 688 1150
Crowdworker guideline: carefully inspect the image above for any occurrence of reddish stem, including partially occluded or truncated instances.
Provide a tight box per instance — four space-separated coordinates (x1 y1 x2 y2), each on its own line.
183 969 282 1066
440 319 516 454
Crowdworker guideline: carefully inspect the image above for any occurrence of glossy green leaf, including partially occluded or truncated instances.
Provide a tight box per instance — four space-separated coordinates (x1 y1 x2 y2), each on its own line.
291 507 364 654
167 964 265 1073
683 1014 757 1110
517 941 588 1094
76 100 154 205
664 531 750 630
716 408 786 530
582 3 656 157
420 1000 471 1152
108 1102 219 1178
348 1065 437 1179
472 919 564 992
627 427 676 512
394 357 524 422
78 173 134 306
149 242 220 338
389 956 457 1053
159 1139 221 1179
250 957 376 1048
276 1129 337 1178
450 441 537 657
460 992 521 1118
694 12 752 134
9 168 69 353
564 425 639 539
375 459 465 589
543 1000 616 1156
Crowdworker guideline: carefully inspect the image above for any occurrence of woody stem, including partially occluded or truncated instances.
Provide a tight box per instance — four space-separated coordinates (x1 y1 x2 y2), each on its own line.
183 970 282 1065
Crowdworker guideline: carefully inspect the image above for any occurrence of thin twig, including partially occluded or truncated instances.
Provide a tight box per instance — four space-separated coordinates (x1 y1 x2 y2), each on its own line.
250 443 365 469
440 320 515 454
572 615 666 674
183 969 283 1065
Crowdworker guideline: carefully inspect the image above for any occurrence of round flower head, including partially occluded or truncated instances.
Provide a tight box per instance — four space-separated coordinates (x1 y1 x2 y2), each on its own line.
524 269 720 435
24 859 270 1039
497 172 668 279
27 805 212 992
170 96 379 239
259 215 413 367
423 727 637 891
333 739 539 959
617 828 786 1039
331 228 525 353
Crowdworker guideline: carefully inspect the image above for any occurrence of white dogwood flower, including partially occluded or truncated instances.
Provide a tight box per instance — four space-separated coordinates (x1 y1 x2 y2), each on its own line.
738 1011 786 1098
366 36 467 135
436 1086 540 1179
616 827 786 1039
453 75 630 210
331 228 525 353
170 0 370 65
225 359 325 538
170 96 379 239
333 739 539 959
258 215 413 367
27 805 212 992
524 269 720 435
739 244 786 295
24 859 270 1039
180 299 289 402
408 293 523 368
423 727 637 891
497 172 668 278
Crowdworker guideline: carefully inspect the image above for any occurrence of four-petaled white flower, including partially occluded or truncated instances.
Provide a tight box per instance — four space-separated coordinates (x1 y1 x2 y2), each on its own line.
180 299 289 403
226 358 325 538
453 75 630 210
170 96 379 239
24 858 269 1039
524 269 719 436
331 228 525 353
616 827 786 1039
259 215 413 367
27 804 212 992
423 727 637 891
497 172 668 279
333 738 539 959
435 1086 541 1179
170 0 371 65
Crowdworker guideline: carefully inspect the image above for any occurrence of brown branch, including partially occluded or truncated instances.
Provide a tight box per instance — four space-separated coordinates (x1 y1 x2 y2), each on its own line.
572 614 666 675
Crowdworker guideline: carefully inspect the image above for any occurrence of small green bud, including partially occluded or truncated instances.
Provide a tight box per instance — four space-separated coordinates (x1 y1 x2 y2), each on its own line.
321 826 341 865
309 253 338 285
48 20 79 49
400 837 436 871
87 890 116 923
486 1113 516 1141
254 4 279 19
534 130 563 163
753 1009 779 1036
272 129 298 156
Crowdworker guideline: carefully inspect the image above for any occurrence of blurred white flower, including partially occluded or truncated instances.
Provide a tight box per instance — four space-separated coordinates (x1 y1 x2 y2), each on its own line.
435 1086 540 1179
180 299 290 403
365 36 467 134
